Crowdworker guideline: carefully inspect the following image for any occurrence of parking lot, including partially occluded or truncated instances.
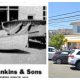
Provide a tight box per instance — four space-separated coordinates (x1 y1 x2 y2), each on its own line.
49 60 80 78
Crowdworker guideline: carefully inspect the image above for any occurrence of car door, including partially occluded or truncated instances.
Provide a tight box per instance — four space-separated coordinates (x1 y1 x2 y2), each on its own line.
60 52 69 63
75 51 80 60
48 47 56 59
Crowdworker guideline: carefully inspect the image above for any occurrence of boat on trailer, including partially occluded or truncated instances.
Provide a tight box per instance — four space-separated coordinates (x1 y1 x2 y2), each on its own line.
0 20 46 50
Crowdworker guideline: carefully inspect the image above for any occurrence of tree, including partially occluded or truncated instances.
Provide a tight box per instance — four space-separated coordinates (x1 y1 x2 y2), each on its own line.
49 34 67 50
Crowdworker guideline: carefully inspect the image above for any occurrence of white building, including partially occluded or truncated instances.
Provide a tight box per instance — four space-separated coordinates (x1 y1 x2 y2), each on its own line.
64 22 80 49
70 21 80 34
19 6 46 20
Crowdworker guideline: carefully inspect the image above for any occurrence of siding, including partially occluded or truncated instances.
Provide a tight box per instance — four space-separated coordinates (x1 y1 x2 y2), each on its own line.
19 6 43 20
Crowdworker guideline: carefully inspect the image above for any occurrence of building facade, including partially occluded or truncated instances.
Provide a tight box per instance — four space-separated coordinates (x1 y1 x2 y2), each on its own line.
64 22 80 50
0 6 46 30
64 35 80 50
70 21 80 34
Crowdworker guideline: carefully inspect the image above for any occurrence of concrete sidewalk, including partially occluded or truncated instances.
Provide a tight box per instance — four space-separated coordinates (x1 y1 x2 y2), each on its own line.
0 48 46 64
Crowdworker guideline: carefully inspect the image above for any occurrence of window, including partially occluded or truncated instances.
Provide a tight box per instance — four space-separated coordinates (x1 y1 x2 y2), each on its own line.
48 47 55 52
70 50 75 54
0 6 19 29
77 51 80 55
43 6 46 20
0 6 7 8
61 52 68 54
77 26 80 33
43 11 46 16
9 6 18 9
43 17 46 20
9 10 18 21
0 8 7 29
28 16 33 20
43 6 46 10
9 6 18 21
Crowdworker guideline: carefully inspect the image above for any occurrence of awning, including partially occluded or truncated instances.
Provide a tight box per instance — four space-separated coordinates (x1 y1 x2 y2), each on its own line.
65 36 80 43
67 40 80 42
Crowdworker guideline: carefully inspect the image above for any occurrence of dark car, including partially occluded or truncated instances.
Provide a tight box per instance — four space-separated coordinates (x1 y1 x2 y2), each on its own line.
52 51 71 64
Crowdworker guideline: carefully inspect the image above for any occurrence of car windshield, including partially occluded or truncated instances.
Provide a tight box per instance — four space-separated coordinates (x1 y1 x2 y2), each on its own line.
55 51 61 54
60 50 72 54
48 48 55 52
69 50 75 54
61 51 68 54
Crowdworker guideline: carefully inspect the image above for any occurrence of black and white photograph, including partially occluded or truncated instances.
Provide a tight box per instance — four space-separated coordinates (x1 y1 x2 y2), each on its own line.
0 6 46 64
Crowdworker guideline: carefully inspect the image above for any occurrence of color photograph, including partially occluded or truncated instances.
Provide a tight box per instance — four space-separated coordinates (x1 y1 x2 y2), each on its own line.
48 2 80 78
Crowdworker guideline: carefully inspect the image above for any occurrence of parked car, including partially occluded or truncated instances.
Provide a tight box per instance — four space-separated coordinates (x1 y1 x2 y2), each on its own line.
52 50 71 64
48 47 56 60
68 49 80 70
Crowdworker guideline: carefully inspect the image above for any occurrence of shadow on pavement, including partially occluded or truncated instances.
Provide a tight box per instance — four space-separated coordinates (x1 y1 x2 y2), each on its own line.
29 41 46 49
70 67 80 71
0 49 30 54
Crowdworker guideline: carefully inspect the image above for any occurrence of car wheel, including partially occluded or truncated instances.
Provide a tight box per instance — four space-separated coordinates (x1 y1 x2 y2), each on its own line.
56 59 62 64
76 62 80 70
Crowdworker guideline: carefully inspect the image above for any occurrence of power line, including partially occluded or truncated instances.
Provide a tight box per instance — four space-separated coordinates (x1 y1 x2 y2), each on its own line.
49 22 73 26
49 19 80 24
49 24 73 29
49 15 80 21
48 19 80 24
49 16 80 22
49 26 72 30
49 23 71 26
49 10 80 18
49 18 80 24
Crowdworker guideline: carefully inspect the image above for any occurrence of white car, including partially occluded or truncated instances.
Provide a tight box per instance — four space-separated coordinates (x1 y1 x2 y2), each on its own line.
68 49 80 70
48 47 56 60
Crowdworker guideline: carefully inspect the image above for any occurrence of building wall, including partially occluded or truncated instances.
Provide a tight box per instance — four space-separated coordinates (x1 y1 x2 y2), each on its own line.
73 26 77 33
19 6 43 20
64 35 80 50
71 22 80 34
73 26 80 34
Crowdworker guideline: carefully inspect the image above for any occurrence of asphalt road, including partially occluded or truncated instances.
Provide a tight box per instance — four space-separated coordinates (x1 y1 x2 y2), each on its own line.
0 43 46 64
49 60 80 78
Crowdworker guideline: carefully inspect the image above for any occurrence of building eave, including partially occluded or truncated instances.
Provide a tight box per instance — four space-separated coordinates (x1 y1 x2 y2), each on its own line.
70 21 80 26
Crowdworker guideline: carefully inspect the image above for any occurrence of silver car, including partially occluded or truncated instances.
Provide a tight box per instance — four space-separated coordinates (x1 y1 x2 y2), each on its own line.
48 47 56 60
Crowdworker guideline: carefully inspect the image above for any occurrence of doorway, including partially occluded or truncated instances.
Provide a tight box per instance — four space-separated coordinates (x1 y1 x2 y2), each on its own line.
0 10 7 29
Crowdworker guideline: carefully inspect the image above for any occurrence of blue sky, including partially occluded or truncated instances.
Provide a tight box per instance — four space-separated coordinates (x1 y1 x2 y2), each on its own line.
48 2 80 30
